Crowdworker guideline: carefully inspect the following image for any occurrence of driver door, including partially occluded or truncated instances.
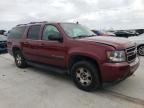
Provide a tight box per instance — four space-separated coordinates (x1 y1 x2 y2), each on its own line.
38 24 67 67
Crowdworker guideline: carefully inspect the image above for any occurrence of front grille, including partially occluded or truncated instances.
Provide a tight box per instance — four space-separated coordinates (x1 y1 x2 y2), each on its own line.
126 46 137 62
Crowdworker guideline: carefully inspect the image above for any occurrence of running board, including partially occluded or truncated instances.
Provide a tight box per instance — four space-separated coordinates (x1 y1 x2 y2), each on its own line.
27 61 68 74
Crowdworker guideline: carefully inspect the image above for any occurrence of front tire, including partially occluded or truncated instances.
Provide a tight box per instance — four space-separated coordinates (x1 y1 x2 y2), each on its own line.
71 61 101 91
138 45 144 56
14 50 27 68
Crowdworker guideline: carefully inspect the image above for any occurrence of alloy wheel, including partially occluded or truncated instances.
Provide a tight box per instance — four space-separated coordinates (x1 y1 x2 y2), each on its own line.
16 54 22 65
138 46 144 56
75 67 92 86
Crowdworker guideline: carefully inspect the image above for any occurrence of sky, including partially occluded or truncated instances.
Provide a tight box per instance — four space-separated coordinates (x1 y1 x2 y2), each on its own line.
0 0 144 30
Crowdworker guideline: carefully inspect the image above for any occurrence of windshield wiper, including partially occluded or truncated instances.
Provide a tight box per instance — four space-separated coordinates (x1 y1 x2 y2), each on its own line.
73 34 96 39
88 34 96 37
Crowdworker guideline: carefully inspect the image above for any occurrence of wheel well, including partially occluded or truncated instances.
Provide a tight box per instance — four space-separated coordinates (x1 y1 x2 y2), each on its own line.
137 44 144 49
12 47 20 55
69 55 102 82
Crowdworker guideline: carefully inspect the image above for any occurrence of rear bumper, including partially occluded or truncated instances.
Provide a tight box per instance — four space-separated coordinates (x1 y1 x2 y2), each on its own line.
101 57 140 82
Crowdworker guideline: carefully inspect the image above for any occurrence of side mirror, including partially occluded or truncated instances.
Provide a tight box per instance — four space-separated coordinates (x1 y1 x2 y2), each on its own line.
48 33 63 42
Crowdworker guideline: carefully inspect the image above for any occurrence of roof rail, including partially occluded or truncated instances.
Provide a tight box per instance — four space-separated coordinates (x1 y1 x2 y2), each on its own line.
16 24 27 26
29 21 48 24
16 21 48 27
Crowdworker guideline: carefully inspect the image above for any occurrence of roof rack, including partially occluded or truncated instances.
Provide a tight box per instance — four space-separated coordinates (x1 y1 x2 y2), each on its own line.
28 21 48 24
16 24 27 26
16 21 48 26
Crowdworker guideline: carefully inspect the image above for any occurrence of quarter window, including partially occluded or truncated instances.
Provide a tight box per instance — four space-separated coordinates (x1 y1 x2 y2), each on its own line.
8 26 26 39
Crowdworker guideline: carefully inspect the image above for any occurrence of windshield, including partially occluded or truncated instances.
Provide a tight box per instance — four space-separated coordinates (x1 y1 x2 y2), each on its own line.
61 23 96 38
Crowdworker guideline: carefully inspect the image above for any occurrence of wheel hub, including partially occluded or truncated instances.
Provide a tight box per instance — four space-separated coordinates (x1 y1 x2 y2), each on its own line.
80 73 87 80
76 67 92 86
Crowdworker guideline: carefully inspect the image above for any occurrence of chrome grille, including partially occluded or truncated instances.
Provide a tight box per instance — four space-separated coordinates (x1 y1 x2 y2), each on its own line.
126 46 137 62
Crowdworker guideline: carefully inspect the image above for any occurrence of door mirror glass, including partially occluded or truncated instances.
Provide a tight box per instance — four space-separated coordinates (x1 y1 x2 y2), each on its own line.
42 25 63 42
48 33 63 42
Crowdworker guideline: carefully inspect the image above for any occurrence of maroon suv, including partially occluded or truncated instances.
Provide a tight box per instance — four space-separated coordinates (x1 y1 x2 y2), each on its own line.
7 22 140 91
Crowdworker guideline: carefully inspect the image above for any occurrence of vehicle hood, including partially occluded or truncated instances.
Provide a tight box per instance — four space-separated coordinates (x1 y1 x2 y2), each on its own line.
128 36 144 45
78 36 135 49
129 36 144 41
0 35 7 41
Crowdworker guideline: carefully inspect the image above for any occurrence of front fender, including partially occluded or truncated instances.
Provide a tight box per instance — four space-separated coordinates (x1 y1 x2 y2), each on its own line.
66 47 105 67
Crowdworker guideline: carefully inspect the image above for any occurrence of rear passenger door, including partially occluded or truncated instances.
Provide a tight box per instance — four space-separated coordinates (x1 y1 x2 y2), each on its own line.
22 25 41 62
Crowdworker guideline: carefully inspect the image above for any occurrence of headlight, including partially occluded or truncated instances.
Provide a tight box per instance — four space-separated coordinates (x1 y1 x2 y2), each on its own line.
107 50 126 62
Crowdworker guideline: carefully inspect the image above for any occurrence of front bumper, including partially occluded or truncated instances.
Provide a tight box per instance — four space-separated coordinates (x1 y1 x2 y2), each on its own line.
101 57 140 82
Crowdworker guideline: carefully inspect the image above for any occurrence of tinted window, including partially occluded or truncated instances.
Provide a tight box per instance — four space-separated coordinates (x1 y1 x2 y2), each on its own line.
9 26 26 39
27 25 41 40
42 25 60 40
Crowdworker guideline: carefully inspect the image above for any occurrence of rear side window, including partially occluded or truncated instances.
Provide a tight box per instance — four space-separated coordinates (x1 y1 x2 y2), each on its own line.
27 25 41 40
8 26 26 39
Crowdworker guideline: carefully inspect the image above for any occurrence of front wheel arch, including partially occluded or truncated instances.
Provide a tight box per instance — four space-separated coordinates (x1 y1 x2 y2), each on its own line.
68 55 102 83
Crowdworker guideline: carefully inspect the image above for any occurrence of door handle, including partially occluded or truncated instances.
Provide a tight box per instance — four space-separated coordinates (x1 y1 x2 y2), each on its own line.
40 43 46 46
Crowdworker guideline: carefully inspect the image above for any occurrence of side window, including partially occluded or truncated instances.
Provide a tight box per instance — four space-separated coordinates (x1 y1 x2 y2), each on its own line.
8 26 26 39
42 25 60 40
27 25 41 40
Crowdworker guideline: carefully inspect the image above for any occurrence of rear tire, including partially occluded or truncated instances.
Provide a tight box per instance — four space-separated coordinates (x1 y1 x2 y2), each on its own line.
137 45 144 56
14 50 27 68
71 61 101 91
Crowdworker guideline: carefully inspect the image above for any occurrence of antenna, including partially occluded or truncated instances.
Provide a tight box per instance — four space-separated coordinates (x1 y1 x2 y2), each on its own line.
76 21 79 24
